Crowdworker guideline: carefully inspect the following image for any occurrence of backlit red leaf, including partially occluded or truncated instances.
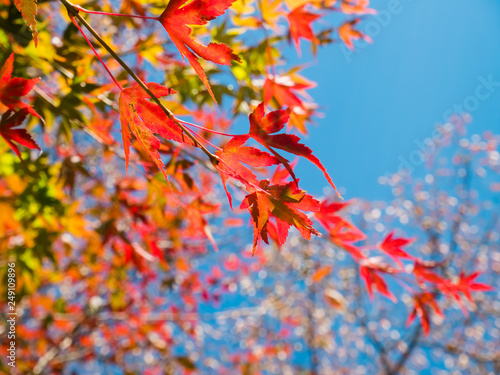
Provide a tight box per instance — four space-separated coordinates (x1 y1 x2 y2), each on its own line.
439 271 494 316
215 134 279 207
406 292 443 336
287 5 322 55
379 231 416 267
248 103 339 196
0 53 41 118
158 0 241 103
360 264 396 302
315 199 351 232
118 83 193 180
241 179 321 254
0 109 40 161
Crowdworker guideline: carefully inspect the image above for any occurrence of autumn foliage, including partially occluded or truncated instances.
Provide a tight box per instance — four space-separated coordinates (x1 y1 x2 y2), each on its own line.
0 0 498 373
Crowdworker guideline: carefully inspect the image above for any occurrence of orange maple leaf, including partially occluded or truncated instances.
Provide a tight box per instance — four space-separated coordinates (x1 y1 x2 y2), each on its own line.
338 18 372 50
287 5 322 55
13 0 38 46
311 265 333 283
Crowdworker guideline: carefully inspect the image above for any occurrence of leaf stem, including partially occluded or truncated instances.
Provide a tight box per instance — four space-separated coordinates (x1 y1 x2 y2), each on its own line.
189 130 222 151
179 120 240 137
59 0 219 163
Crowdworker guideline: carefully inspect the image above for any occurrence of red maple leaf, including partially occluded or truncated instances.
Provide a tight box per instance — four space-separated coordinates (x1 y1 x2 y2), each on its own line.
329 218 367 259
263 74 318 134
406 292 443 336
241 179 321 254
118 82 194 180
412 260 447 286
270 160 297 185
263 74 315 109
0 53 40 119
455 271 494 301
287 5 322 55
0 109 40 161
158 0 241 103
215 134 279 208
314 199 370 259
248 103 339 196
379 231 416 267
439 271 494 316
412 264 493 316
184 197 220 251
359 264 396 302
338 18 372 50
315 198 351 232
87 115 115 146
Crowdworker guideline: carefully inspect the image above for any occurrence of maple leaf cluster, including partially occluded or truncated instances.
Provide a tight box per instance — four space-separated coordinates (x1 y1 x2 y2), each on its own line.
3 0 378 236
0 0 498 372
1 0 375 258
305 198 495 336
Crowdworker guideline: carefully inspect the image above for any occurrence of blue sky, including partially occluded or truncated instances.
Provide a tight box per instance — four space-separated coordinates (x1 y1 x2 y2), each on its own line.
294 0 500 200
